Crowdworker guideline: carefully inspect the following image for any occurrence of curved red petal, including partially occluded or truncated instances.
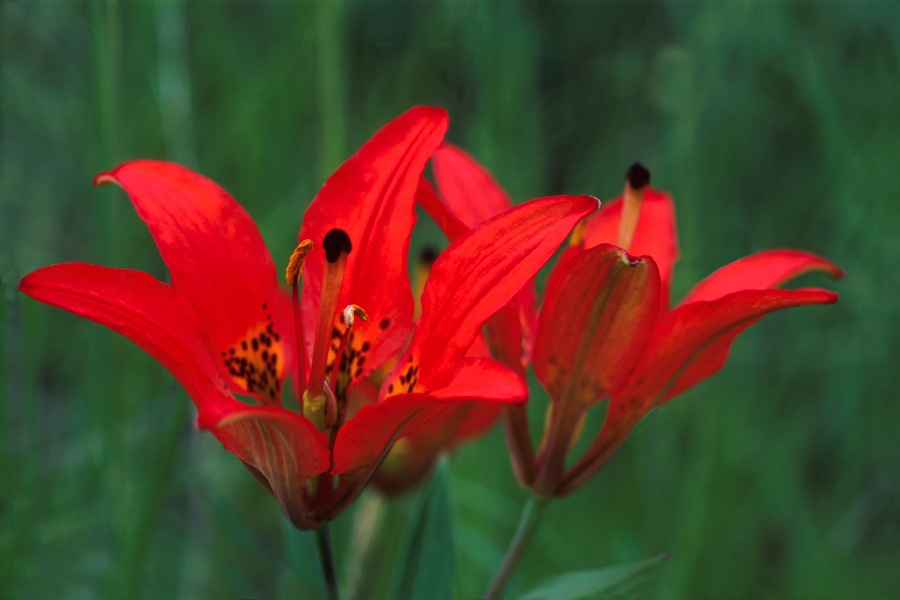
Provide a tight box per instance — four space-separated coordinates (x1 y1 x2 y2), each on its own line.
300 107 449 384
204 400 330 529
581 188 679 311
429 144 537 371
417 169 537 375
373 401 502 494
20 263 329 528
95 161 286 359
679 249 844 306
394 194 598 392
431 143 514 227
415 176 469 241
608 287 840 427
532 244 661 408
19 263 224 402
333 357 525 475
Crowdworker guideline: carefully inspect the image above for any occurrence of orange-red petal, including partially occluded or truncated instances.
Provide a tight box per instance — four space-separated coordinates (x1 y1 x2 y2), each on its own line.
299 107 448 386
431 142 514 227
398 194 599 392
679 249 844 305
94 161 292 402
608 287 840 427
19 263 330 526
532 244 661 408
581 187 679 311
333 357 526 476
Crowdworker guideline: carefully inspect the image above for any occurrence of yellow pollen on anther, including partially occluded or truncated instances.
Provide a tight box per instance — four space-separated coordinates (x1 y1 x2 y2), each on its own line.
286 239 313 286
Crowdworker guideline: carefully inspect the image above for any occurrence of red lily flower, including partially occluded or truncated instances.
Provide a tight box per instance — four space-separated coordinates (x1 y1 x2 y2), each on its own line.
415 151 841 498
19 107 598 527
531 165 843 496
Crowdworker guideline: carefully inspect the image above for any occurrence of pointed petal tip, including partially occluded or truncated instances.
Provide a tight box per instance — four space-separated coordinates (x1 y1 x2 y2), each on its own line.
93 171 117 187
825 262 845 280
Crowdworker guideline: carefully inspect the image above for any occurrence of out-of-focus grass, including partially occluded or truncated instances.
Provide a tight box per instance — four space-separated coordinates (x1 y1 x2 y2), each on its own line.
2 1 898 598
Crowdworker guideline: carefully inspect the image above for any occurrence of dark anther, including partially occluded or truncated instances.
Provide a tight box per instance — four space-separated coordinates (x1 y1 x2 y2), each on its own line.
323 229 352 263
626 163 650 189
420 246 439 265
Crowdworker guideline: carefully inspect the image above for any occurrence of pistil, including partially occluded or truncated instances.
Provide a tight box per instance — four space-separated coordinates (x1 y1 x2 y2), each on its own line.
616 162 650 252
305 229 353 430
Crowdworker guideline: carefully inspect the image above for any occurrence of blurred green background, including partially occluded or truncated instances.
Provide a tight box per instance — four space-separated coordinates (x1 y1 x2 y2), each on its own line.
2 1 898 598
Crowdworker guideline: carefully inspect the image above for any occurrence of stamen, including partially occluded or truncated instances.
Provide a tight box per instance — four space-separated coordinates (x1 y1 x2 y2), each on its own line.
342 304 369 328
327 304 368 428
288 240 313 398
286 239 313 286
307 229 352 418
616 162 650 252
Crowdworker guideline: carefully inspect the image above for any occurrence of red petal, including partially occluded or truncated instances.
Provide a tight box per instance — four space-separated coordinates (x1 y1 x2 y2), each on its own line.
581 188 679 311
20 263 330 526
532 244 661 407
429 143 537 371
333 357 525 476
431 143 514 227
373 402 501 494
300 107 448 382
19 263 223 402
94 161 286 361
608 287 840 426
205 401 330 529
680 249 844 305
417 169 537 375
415 176 469 241
397 194 599 391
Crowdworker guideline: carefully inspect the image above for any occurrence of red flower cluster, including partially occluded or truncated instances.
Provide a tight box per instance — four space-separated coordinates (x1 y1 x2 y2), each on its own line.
18 108 596 527
417 144 842 498
20 107 840 528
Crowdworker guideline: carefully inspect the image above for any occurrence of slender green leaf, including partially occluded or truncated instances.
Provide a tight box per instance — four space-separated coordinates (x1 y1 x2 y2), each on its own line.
519 554 670 600
388 458 455 600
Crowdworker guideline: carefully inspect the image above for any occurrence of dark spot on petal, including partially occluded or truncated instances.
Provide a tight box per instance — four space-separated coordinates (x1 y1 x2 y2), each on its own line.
380 318 390 330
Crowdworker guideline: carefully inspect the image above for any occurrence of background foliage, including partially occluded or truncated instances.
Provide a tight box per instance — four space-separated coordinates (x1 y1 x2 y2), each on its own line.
2 1 898 598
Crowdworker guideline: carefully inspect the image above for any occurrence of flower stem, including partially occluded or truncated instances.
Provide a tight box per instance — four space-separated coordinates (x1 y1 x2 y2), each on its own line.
484 495 549 600
314 524 340 600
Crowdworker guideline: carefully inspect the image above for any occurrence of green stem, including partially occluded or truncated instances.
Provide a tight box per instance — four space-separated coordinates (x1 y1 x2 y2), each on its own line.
314 524 340 600
484 495 549 600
